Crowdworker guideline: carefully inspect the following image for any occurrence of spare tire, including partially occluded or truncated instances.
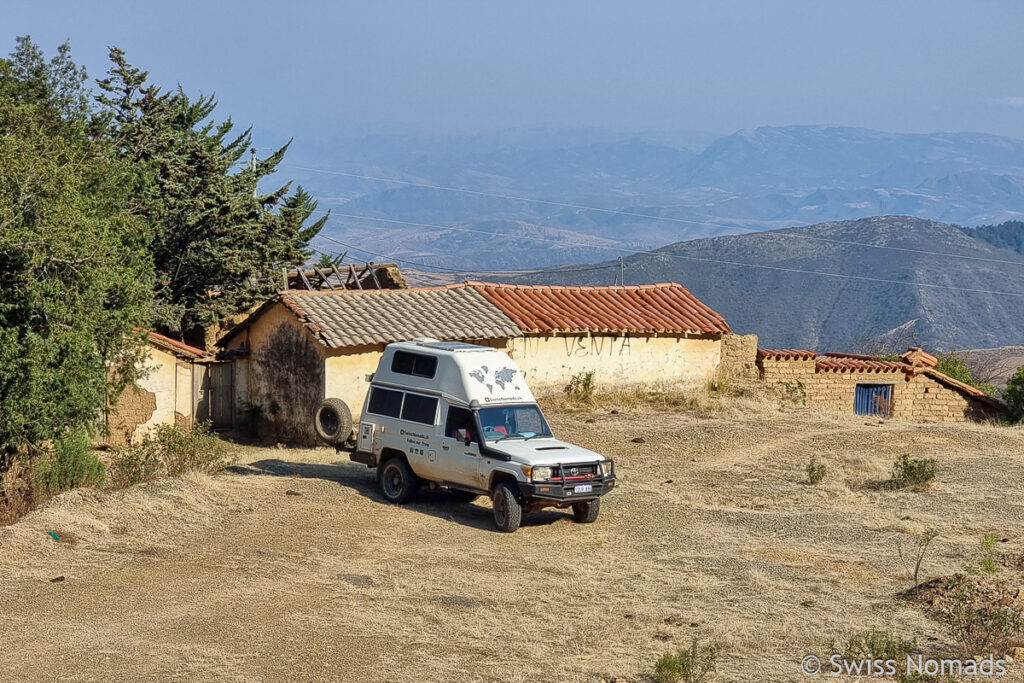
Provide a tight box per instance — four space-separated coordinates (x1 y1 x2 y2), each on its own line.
315 398 353 446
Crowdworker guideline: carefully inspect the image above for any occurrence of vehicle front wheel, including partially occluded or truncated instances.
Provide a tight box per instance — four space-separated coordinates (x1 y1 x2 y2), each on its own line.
491 482 522 532
572 498 600 523
378 457 418 504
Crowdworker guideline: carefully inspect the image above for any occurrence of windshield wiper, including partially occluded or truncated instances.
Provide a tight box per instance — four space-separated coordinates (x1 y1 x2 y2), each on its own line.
495 433 526 441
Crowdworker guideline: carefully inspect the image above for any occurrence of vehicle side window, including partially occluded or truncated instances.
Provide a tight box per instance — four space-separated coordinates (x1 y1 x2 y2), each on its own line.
444 407 477 442
400 393 439 425
391 351 437 378
367 387 403 418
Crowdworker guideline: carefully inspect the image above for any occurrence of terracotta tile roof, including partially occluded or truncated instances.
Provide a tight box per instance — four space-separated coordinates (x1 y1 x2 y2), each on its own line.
900 347 939 367
816 357 910 373
921 368 1009 410
823 351 874 360
258 287 522 349
757 348 818 361
145 330 206 359
466 281 731 335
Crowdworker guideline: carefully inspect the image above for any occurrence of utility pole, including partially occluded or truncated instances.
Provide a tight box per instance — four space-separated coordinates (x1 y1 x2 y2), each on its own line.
618 256 625 286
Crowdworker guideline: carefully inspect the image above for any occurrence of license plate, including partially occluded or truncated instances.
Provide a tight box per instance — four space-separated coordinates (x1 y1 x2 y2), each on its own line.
574 484 593 494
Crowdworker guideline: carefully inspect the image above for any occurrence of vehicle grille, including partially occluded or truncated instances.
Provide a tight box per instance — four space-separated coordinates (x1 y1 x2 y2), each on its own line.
553 464 598 481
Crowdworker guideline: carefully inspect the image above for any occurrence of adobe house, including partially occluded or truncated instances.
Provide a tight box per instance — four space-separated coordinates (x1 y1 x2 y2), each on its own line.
105 332 206 445
218 281 737 443
756 346 1008 422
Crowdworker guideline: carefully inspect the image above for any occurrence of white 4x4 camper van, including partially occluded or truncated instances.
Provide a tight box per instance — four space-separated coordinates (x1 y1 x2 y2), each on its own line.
315 339 615 532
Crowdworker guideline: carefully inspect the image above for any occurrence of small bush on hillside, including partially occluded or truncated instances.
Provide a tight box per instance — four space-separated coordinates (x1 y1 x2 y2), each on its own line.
939 574 1024 657
979 533 1001 575
1004 365 1024 422
32 430 106 498
565 371 596 403
842 630 948 683
806 456 827 485
890 454 936 491
108 423 231 489
844 628 916 663
654 636 717 683
778 380 806 405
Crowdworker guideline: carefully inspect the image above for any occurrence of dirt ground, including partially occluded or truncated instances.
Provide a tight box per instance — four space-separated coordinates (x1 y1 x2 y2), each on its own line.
3 392 1024 682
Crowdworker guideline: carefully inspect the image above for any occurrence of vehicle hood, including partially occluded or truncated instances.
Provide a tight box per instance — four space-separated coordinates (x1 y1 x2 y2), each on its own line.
486 438 605 465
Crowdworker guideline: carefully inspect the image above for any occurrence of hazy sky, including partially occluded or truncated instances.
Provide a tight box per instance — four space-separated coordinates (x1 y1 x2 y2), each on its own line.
8 0 1024 140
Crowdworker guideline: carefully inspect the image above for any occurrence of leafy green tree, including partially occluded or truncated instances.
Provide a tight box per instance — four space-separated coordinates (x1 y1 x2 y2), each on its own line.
95 48 328 340
0 37 152 456
933 349 997 396
1004 365 1024 422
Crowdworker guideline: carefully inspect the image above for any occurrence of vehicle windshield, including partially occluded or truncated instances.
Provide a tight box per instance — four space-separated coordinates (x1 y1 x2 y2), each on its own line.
477 404 552 441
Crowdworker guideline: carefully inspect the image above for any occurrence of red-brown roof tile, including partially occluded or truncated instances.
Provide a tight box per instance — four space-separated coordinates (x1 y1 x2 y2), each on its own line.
900 347 939 367
147 331 205 358
757 348 818 361
816 357 909 373
465 281 730 335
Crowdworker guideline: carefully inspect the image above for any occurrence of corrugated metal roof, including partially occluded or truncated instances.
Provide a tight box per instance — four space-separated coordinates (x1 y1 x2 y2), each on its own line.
466 281 731 335
280 287 522 349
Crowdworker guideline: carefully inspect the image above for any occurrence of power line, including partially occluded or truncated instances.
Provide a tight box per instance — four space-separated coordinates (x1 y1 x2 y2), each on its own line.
288 162 1024 269
310 235 616 277
311 214 1024 298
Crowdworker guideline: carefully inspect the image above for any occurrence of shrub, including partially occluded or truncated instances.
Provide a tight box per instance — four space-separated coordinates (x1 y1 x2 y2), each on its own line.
654 636 717 683
844 628 915 663
980 532 1001 575
896 529 939 593
933 349 998 397
1004 365 1024 422
806 456 826 485
778 380 806 405
940 574 1024 657
842 630 936 683
152 423 230 476
31 430 106 498
890 454 936 491
106 440 163 489
108 423 232 489
565 371 596 403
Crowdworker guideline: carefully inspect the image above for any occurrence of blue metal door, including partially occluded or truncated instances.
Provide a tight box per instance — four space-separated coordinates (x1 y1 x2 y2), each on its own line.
854 384 892 416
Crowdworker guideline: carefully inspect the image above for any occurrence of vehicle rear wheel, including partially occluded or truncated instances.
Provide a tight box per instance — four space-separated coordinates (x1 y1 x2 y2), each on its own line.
314 398 353 446
491 482 522 532
378 457 418 504
572 498 600 523
449 489 479 504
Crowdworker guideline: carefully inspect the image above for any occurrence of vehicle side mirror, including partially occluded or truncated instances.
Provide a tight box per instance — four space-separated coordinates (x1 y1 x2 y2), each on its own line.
455 428 471 445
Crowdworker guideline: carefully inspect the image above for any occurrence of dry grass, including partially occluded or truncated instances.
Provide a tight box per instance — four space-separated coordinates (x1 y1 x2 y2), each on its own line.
2 397 1024 681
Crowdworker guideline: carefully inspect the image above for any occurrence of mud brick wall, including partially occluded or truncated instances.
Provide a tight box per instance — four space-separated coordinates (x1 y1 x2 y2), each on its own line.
804 369 905 413
718 333 759 380
758 357 817 385
107 384 157 445
756 356 999 423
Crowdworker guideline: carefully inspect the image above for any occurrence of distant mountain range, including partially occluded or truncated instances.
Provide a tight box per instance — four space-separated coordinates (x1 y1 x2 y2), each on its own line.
285 125 1024 271
492 216 1024 352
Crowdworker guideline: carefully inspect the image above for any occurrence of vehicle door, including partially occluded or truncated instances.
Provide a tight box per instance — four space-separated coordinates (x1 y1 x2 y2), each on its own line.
437 404 485 489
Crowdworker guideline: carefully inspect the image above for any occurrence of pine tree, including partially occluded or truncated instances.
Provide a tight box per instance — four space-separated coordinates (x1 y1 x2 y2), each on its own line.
95 48 328 341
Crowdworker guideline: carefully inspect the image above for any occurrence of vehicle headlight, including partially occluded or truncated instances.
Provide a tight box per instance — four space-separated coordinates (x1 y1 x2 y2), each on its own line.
600 460 613 477
532 466 553 481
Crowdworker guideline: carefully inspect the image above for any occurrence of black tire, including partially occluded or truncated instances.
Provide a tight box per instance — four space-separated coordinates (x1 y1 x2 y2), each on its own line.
492 482 522 532
314 398 353 446
449 489 479 504
378 457 418 504
572 498 600 523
